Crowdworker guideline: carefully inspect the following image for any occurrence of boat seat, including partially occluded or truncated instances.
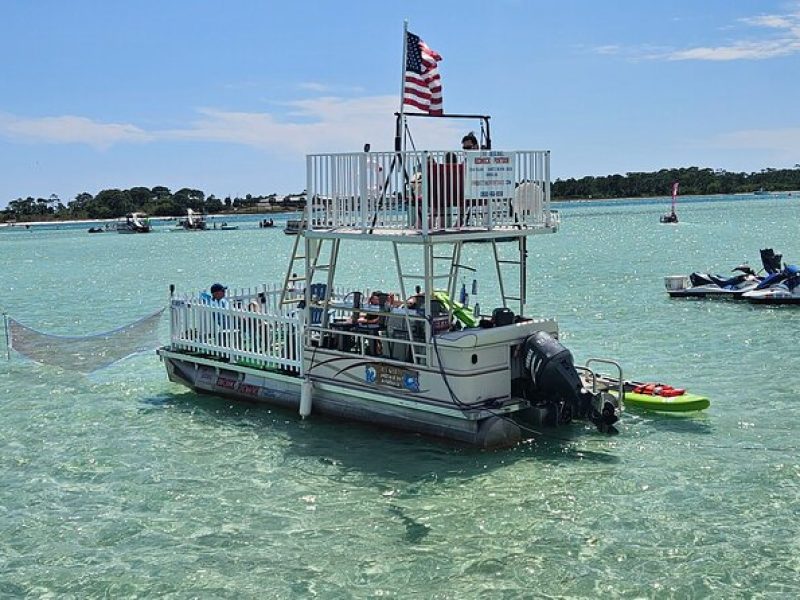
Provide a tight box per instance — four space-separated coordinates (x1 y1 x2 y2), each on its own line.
308 283 328 325
410 158 465 229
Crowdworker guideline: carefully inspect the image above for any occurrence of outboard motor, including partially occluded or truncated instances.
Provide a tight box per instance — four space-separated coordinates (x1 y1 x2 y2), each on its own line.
523 331 619 432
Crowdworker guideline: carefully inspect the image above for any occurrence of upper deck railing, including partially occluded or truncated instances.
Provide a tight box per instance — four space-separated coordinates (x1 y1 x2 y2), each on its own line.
306 150 557 235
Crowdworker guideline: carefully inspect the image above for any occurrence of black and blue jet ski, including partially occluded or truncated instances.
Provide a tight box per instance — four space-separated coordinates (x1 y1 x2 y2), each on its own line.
665 248 781 299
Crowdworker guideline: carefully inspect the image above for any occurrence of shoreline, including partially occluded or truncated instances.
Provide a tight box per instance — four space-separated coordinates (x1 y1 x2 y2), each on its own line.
1 190 796 228
0 210 299 228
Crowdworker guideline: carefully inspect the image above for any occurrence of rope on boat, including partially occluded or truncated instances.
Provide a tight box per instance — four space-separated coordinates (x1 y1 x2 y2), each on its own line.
4 307 166 373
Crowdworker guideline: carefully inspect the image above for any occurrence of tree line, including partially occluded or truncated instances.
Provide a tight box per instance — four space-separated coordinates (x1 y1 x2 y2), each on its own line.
551 166 800 199
3 165 800 222
0 187 303 222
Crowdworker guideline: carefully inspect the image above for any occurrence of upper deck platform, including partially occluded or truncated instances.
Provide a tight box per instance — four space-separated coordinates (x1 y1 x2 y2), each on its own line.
305 149 558 239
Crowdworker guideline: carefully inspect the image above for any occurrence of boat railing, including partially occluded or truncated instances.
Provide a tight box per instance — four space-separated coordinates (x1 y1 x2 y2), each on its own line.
306 149 557 234
168 284 297 315
166 284 372 371
168 287 304 373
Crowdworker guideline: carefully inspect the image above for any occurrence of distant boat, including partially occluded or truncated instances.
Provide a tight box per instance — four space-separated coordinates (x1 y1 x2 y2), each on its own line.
175 208 208 230
754 187 769 196
116 212 151 233
283 219 306 235
660 182 679 224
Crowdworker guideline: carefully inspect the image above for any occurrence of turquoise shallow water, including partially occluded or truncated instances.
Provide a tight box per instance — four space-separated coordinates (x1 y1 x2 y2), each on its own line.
2 197 800 598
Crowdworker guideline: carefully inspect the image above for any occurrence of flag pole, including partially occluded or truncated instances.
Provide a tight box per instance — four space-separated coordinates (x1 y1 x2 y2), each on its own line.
398 19 409 154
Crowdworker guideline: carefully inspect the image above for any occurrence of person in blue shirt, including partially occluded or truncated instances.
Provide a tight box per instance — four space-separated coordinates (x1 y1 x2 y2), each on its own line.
208 282 229 308
200 282 230 308
199 283 231 333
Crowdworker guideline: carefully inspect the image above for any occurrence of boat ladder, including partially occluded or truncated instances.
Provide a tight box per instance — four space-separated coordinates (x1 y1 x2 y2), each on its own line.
279 235 339 311
491 237 527 313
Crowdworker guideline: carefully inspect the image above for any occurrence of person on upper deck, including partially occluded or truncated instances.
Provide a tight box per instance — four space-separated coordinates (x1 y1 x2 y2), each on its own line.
461 132 479 150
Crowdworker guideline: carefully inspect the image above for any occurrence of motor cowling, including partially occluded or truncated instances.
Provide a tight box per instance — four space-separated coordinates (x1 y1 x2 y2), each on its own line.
523 331 618 432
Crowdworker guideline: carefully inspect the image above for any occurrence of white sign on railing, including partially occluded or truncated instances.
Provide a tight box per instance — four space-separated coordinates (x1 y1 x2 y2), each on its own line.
465 151 516 199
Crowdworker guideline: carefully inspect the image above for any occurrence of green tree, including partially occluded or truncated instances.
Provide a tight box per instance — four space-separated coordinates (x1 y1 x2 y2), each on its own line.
87 189 134 218
205 195 224 213
151 186 171 199
129 187 152 208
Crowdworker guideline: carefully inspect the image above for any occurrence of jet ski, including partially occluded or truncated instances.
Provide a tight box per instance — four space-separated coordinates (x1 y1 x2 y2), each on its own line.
665 264 760 298
742 264 800 305
665 248 779 299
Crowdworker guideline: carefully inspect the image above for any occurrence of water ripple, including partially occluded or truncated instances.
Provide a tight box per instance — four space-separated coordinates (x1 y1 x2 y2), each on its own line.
3 202 800 596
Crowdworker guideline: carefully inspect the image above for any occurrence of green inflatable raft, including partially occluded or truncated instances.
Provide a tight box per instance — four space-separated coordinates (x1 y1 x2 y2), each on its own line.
611 389 710 412
433 291 478 328
607 382 710 413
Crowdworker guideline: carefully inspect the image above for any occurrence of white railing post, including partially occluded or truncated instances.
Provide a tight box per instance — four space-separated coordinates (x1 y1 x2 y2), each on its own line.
421 152 429 235
296 310 305 376
359 152 368 232
544 150 552 228
306 155 314 228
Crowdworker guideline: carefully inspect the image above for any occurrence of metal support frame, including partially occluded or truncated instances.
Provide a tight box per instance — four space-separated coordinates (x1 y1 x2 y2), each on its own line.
488 236 526 317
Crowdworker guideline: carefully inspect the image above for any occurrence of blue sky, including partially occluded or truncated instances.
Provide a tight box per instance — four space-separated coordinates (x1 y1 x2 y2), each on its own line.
2 0 799 207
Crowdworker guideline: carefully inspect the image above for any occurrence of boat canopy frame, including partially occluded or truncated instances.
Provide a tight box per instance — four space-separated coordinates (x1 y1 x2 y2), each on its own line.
395 112 492 152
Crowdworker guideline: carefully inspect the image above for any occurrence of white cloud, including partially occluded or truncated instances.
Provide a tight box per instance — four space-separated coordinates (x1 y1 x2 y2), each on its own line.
162 95 460 153
601 5 800 62
740 15 796 30
157 97 400 154
297 82 367 94
666 39 800 61
297 82 331 93
0 96 462 154
0 113 152 149
593 45 621 55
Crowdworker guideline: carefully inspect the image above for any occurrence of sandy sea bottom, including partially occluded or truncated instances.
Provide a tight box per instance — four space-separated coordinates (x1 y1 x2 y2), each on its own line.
1 198 800 597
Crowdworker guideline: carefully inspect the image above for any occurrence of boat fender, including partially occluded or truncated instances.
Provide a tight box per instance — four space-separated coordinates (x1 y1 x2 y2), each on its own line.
300 378 313 418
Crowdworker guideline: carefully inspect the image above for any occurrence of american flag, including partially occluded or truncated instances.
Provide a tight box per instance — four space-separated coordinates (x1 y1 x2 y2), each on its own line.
403 31 443 115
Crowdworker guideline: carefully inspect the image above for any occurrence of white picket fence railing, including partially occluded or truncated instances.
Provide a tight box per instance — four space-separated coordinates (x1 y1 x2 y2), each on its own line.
168 286 304 373
167 283 440 371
